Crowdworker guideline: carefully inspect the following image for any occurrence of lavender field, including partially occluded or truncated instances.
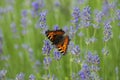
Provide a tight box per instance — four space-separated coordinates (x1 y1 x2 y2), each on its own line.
0 0 120 80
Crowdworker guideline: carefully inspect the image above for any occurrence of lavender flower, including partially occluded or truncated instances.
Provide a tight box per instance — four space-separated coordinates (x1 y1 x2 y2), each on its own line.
90 37 97 43
39 11 47 25
10 22 17 33
116 10 120 20
43 57 52 65
81 6 91 28
71 45 80 55
42 40 52 55
0 55 10 61
21 10 27 17
69 26 77 39
78 31 84 37
21 12 28 28
16 72 24 80
92 55 100 64
54 0 60 7
31 0 44 17
94 10 104 24
32 2 40 11
86 51 100 64
91 65 100 72
28 48 34 62
102 0 110 16
43 57 52 69
29 74 35 80
109 1 117 9
33 60 41 73
32 0 44 11
54 50 61 60
72 7 80 24
37 11 48 32
102 47 109 55
0 70 7 79
86 51 93 63
53 25 59 30
103 22 112 42
21 43 29 50
78 64 91 80
63 26 69 32
0 6 13 14
20 10 28 35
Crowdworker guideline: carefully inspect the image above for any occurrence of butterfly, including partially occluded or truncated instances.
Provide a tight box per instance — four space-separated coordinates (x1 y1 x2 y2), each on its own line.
45 29 70 55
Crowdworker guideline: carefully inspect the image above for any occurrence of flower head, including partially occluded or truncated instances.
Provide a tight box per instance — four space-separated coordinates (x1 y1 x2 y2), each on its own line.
94 10 104 24
21 10 27 17
72 7 80 24
43 57 52 69
31 0 44 17
42 40 52 55
81 6 91 28
54 25 59 30
16 72 24 80
86 51 100 64
29 74 35 80
54 50 61 60
78 64 91 80
103 22 112 42
37 11 48 32
71 45 80 55
0 70 7 79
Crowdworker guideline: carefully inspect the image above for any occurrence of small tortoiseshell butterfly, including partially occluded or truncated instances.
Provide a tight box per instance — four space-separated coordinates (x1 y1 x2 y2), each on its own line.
45 29 70 55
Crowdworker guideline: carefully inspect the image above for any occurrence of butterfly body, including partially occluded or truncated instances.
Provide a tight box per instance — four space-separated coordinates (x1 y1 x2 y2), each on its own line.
45 29 70 55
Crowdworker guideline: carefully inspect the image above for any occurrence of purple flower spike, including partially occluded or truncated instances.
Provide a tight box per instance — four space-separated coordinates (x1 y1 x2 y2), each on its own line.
103 22 112 42
38 11 48 31
72 7 80 24
29 74 35 80
32 2 39 11
93 55 100 64
94 10 104 24
116 10 120 20
16 72 24 80
43 57 52 69
21 10 27 17
81 6 91 28
54 50 61 60
71 45 80 55
31 0 44 17
0 70 7 79
42 40 52 55
86 51 100 64
53 25 59 30
78 64 91 80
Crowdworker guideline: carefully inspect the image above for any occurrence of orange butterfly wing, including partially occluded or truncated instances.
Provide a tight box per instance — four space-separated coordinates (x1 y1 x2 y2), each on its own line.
56 35 70 55
45 29 65 42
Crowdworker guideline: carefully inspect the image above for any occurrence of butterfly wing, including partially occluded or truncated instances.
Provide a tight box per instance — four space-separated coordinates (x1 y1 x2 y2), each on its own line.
56 35 70 55
45 30 65 44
